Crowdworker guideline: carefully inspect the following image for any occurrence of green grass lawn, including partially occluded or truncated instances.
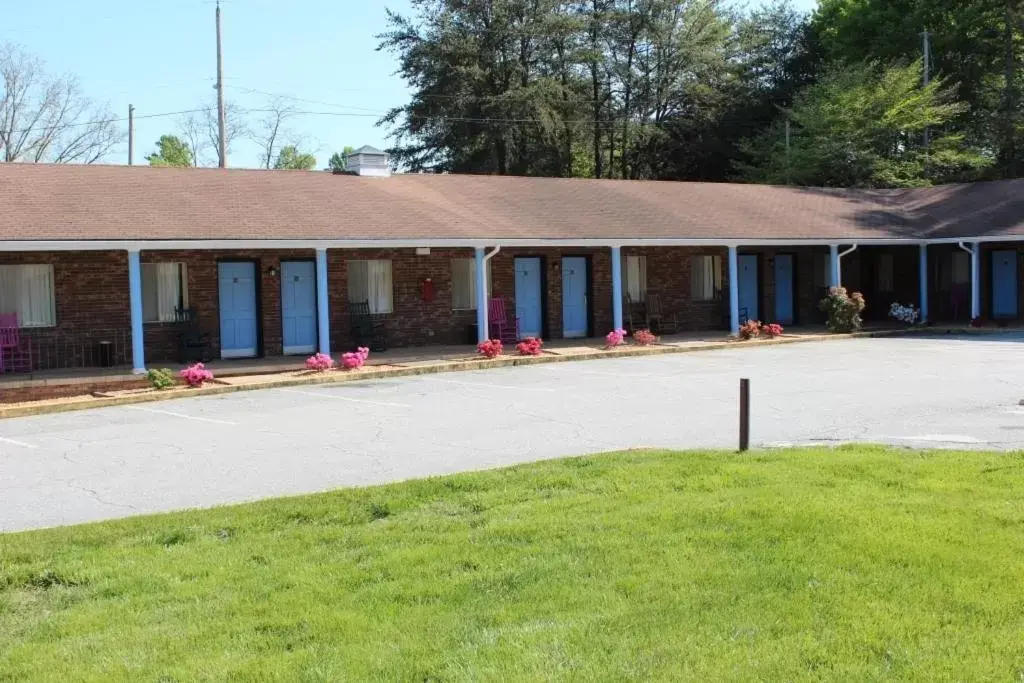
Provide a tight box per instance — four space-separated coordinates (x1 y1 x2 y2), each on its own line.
2 447 1024 681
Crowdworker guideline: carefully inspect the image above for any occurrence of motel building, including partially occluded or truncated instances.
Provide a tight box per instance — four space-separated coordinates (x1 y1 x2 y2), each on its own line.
0 146 1021 386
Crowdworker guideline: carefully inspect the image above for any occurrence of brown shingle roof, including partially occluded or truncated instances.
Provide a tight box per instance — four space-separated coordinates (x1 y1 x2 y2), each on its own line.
0 162 1021 243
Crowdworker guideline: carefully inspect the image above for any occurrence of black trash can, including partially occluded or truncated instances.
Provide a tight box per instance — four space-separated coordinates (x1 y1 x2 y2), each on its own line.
466 323 478 345
97 341 114 368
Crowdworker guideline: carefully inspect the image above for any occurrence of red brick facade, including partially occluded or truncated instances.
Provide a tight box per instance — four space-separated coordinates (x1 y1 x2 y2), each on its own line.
2 243 1022 372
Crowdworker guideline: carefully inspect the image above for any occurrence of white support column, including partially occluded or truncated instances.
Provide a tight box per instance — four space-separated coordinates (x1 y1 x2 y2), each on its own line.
829 244 840 288
918 243 929 323
611 246 623 331
728 246 740 335
475 247 488 343
315 248 330 356
127 249 146 374
970 241 981 320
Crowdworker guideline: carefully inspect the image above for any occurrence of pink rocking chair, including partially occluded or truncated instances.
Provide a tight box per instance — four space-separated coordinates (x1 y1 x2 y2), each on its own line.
487 297 520 344
0 313 32 374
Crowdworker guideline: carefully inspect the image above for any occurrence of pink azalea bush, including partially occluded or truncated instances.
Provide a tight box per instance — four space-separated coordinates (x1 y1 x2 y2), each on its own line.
633 329 657 346
516 337 543 356
738 319 761 340
341 347 370 370
477 339 503 359
762 322 784 338
605 328 627 348
179 362 214 388
305 352 334 372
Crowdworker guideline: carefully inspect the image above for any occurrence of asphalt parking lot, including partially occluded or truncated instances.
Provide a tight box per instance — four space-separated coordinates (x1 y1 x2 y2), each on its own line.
3 333 1024 532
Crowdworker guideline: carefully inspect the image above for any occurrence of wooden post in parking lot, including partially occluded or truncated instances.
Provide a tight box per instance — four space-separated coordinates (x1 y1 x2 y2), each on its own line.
739 378 750 452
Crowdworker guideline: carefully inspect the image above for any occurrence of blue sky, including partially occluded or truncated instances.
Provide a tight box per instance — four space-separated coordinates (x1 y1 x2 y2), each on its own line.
1 0 817 168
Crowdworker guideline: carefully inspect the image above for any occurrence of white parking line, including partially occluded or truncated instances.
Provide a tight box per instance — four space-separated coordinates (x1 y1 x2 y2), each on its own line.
278 388 411 408
0 435 37 449
418 377 556 392
123 406 237 425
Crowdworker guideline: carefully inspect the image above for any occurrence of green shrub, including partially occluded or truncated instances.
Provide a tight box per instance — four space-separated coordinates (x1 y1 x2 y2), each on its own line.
147 368 176 391
819 287 866 333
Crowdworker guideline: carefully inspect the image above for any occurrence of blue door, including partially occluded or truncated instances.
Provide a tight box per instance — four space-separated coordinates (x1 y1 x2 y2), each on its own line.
514 257 543 338
738 254 759 322
774 254 794 324
281 261 317 354
992 250 1018 319
218 262 258 359
562 257 588 338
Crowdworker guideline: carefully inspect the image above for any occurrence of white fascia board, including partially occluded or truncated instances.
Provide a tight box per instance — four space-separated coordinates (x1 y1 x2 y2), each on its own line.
0 235 1023 251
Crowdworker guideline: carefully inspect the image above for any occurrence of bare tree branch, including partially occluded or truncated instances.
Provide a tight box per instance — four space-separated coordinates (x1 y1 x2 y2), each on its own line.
0 42 122 164
202 100 248 167
250 97 298 169
177 111 209 166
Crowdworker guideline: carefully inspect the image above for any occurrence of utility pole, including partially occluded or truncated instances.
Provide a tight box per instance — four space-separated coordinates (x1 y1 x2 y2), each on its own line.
922 28 931 152
215 0 227 168
784 116 791 185
128 104 135 165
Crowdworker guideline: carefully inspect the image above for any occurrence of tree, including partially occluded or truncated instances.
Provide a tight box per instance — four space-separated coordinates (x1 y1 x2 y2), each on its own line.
146 135 194 167
273 145 316 170
809 0 1022 177
0 42 121 163
737 61 990 187
176 112 207 167
251 98 298 169
202 99 247 167
328 146 356 172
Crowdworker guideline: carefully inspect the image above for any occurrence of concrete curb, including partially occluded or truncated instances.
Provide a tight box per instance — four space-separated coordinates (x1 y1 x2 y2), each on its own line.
0 326 979 420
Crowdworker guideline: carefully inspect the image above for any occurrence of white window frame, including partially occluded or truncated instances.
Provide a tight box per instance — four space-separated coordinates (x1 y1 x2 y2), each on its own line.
0 264 56 328
348 259 394 315
451 258 492 311
690 255 723 302
142 262 189 323
624 254 647 303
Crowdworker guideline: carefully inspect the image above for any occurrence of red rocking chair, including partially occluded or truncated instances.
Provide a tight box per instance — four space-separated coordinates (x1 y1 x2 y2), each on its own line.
0 313 33 374
487 297 520 343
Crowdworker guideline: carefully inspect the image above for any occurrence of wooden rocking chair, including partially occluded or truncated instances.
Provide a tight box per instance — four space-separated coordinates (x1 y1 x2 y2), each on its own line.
645 293 679 334
487 297 520 343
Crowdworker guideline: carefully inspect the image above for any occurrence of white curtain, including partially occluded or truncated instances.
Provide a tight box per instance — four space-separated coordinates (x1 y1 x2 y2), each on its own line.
143 263 185 322
0 264 54 327
368 260 393 314
452 258 476 310
348 260 393 314
626 255 647 302
691 256 720 301
156 263 184 321
347 260 369 306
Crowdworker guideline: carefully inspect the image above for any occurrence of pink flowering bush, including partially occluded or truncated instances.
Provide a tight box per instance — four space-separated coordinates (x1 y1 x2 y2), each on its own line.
633 328 657 346
305 352 334 372
340 347 370 370
739 319 761 340
516 337 543 356
477 339 503 358
179 362 214 388
605 328 627 348
762 322 784 338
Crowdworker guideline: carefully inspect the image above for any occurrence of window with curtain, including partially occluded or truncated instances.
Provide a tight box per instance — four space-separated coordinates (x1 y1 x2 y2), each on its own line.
348 259 393 314
624 254 647 302
877 254 895 291
451 258 492 310
690 255 722 301
0 264 56 327
142 263 188 323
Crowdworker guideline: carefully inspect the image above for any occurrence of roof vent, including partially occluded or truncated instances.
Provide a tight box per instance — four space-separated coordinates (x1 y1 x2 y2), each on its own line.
344 145 391 177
